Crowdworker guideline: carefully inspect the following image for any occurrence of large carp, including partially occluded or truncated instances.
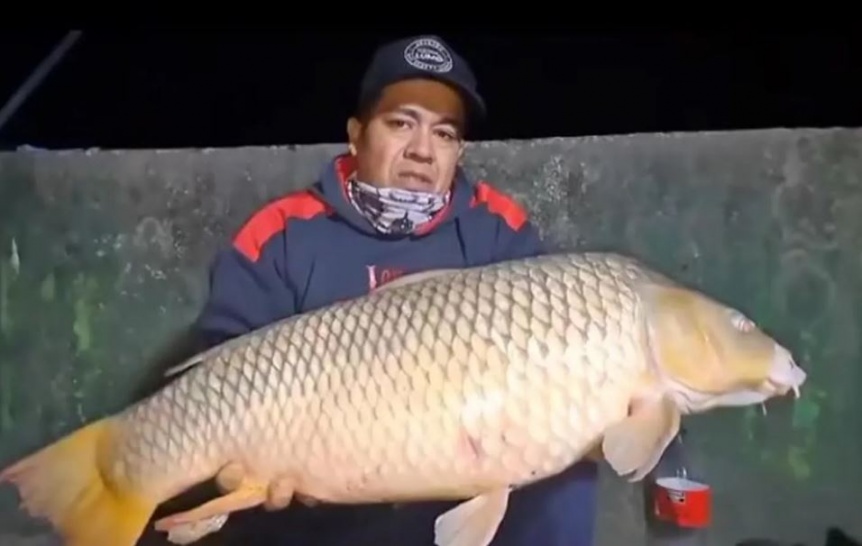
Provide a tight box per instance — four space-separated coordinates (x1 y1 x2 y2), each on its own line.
0 251 806 546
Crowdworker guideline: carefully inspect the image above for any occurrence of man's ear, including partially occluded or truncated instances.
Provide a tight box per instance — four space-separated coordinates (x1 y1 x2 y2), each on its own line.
347 117 362 155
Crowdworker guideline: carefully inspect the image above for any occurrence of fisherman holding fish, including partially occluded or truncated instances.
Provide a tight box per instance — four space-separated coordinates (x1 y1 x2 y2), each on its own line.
0 34 808 546
192 34 602 546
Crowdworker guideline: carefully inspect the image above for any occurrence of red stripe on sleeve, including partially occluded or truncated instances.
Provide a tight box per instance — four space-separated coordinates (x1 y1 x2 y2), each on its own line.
233 191 331 262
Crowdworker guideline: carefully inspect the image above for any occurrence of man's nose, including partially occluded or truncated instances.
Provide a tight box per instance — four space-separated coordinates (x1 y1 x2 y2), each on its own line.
405 129 433 162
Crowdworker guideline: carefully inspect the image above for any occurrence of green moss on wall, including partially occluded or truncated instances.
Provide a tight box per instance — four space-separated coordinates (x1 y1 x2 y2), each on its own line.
0 130 859 545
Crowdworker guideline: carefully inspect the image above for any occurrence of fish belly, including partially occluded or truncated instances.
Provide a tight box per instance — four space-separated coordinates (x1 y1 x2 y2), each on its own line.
111 252 652 505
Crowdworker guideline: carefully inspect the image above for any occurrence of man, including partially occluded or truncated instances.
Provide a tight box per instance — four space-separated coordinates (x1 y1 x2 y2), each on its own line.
194 34 598 546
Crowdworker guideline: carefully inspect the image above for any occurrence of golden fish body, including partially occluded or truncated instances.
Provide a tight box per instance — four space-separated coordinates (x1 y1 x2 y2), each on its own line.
0 251 807 546
117 251 649 502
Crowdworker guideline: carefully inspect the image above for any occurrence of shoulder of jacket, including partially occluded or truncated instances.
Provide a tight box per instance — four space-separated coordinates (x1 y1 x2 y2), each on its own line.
469 180 529 231
233 188 331 262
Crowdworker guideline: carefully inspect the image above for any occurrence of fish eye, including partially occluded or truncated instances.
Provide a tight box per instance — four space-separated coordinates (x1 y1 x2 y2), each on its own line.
730 311 755 333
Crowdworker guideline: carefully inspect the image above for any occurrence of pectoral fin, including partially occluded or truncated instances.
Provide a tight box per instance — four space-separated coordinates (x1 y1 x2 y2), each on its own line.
434 487 511 546
166 514 228 545
153 482 266 534
601 394 681 482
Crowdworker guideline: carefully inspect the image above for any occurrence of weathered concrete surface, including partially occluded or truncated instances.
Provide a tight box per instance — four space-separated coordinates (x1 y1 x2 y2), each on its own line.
0 128 860 545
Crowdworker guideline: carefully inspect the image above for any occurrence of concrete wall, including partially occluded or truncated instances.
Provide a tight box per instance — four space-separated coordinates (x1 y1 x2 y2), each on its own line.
0 128 860 545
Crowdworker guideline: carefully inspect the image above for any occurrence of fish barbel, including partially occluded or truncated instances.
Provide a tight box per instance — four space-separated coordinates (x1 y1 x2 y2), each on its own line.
0 251 806 546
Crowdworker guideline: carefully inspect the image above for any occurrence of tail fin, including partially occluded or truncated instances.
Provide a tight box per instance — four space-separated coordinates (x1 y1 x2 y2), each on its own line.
0 417 157 546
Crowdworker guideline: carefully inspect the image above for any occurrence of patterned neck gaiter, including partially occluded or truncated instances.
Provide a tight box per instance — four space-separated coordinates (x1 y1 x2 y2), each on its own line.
347 178 450 235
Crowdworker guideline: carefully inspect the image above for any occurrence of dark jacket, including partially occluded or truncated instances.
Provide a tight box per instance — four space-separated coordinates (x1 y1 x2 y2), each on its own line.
196 153 545 348
194 153 598 546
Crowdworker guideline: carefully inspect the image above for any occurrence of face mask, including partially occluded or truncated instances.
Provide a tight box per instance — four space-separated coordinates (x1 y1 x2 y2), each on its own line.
347 178 450 235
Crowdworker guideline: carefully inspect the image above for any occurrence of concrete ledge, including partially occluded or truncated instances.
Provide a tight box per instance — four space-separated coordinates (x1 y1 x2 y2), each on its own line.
0 127 860 545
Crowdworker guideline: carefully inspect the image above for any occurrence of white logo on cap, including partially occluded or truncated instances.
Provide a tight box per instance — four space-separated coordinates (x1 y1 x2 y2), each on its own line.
403 38 453 73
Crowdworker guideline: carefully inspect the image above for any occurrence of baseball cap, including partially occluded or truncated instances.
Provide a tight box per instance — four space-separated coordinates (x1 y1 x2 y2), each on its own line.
357 34 487 123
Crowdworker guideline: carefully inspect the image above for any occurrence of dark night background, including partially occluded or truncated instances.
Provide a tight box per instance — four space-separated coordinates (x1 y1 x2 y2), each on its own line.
0 30 860 151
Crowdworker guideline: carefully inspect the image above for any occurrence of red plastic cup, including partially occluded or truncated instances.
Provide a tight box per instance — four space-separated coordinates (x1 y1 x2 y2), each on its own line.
652 476 712 529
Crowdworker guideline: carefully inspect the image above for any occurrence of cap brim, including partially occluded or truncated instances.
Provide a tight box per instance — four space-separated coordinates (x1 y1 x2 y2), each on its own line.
422 73 486 122
455 84 487 122
361 71 487 124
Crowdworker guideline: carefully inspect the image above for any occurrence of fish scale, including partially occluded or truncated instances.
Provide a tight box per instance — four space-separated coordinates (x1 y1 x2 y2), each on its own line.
1 250 807 546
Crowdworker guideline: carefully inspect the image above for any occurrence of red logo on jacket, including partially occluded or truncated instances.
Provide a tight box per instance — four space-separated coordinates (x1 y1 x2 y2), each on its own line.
367 265 406 291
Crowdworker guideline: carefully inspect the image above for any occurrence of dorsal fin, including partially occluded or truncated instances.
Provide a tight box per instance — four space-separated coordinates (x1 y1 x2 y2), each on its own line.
163 354 205 378
373 268 461 293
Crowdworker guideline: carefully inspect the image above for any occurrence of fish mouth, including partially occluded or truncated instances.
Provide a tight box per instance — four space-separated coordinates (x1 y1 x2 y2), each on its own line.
763 343 806 399
733 343 806 409
678 342 807 411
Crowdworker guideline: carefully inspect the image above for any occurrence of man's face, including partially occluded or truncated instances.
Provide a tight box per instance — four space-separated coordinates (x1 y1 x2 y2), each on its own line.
347 79 467 193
